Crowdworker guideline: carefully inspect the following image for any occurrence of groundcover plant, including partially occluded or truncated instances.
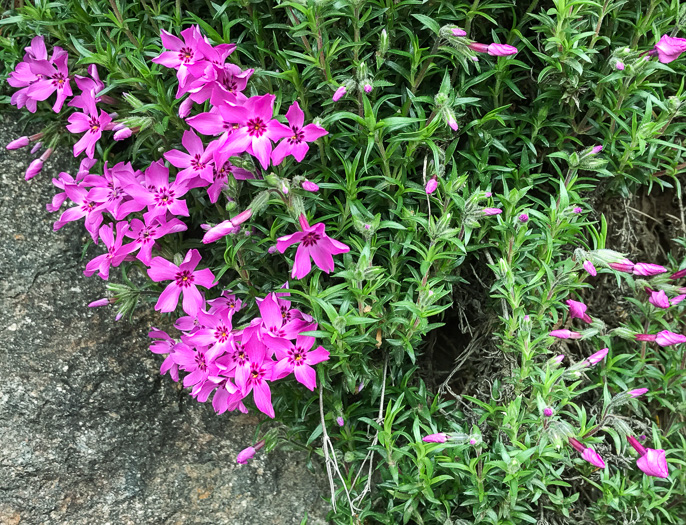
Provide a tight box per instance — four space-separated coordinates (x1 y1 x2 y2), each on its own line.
2 0 686 523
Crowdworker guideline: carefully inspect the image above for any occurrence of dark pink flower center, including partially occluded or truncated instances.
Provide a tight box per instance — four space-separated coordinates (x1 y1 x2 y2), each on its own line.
221 76 238 92
52 72 67 88
214 324 230 343
195 351 207 371
268 325 285 337
88 116 100 133
190 154 206 171
288 347 307 366
175 270 194 288
178 47 194 63
82 201 97 213
154 187 175 207
138 226 157 243
281 306 291 321
246 118 267 137
288 126 305 144
248 364 266 384
301 231 321 247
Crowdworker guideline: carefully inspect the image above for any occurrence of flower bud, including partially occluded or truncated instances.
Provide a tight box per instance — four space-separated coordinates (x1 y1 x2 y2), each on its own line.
583 260 597 276
30 142 42 154
336 416 345 427
236 446 256 464
113 127 132 141
487 43 518 56
88 297 114 308
633 263 668 277
6 136 30 150
591 145 603 154
615 61 625 70
332 86 347 102
423 433 448 443
425 176 438 195
518 213 529 223
543 407 554 417
482 208 502 216
451 28 467 37
549 329 582 339
585 347 609 366
25 159 44 181
649 290 670 309
302 180 319 192
363 83 372 93
655 330 686 347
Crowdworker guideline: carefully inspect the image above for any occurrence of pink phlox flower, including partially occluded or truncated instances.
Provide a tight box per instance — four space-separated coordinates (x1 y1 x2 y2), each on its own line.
212 389 248 415
585 347 609 366
649 290 670 309
566 299 592 323
147 249 216 316
609 258 635 273
583 260 597 277
84 222 135 280
171 342 224 389
654 34 686 64
47 158 97 213
120 160 190 222
633 262 668 276
276 214 350 279
271 101 328 165
53 184 107 242
26 47 73 113
124 215 188 266
240 336 276 418
183 308 234 353
83 161 132 217
148 328 180 381
207 290 243 316
636 448 669 478
422 433 448 443
548 329 582 340
214 94 287 170
655 330 686 347
255 292 312 348
164 130 218 185
272 331 330 391
69 65 106 110
188 63 253 105
174 312 206 334
191 371 238 404
275 282 313 323
7 37 48 112
66 90 112 158
186 100 247 139
152 26 205 88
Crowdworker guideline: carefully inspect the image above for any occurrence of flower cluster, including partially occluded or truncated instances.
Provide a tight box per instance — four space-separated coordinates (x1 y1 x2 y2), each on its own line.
148 286 330 418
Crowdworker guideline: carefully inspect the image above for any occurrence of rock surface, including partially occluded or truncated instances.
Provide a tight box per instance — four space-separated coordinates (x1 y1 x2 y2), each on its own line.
0 114 327 525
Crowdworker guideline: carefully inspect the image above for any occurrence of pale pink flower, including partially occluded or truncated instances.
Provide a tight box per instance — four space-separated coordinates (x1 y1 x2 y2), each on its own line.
654 35 686 64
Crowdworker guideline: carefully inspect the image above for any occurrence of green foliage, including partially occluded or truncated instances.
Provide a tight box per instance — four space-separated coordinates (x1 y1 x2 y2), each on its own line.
2 0 686 523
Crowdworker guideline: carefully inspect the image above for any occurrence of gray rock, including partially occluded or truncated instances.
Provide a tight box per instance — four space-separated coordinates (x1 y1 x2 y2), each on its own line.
0 114 328 525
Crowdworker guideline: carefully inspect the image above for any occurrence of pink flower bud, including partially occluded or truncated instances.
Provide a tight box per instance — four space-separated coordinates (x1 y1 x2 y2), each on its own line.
336 416 345 427
469 438 477 445
231 208 253 227
452 28 467 37
581 447 606 468
627 435 647 456
543 407 553 417
583 260 597 276
636 448 669 478
649 290 670 309
549 329 582 339
628 388 648 398
633 263 668 276
6 136 30 150
487 43 518 56
669 268 686 280
302 180 319 192
566 299 592 323
671 294 686 305
591 145 603 154
179 97 194 118
202 220 240 244
88 298 113 308
551 354 565 365
518 213 529 223
236 446 256 464
425 176 438 195
30 142 42 154
446 113 458 131
25 159 44 180
573 207 583 214
423 433 448 443
363 83 372 93
332 86 347 101
113 127 132 141
484 192 492 197
615 61 625 70
609 258 635 273
268 245 277 254
655 330 686 347
586 347 609 366
482 208 502 216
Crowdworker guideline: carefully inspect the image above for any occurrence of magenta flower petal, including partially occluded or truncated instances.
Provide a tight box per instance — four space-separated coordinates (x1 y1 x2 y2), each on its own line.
156 284 182 312
636 448 669 478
